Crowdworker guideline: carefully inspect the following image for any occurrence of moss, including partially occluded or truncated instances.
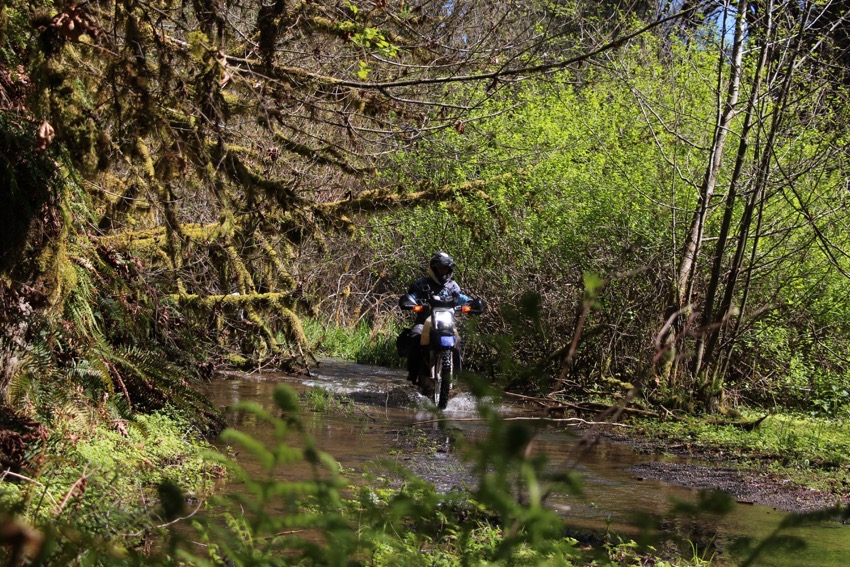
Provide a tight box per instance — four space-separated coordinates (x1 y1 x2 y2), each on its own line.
311 16 337 31
313 169 510 220
99 223 225 248
168 291 290 307
255 232 295 291
279 305 308 350
225 353 250 367
51 245 77 308
602 376 635 392
221 91 240 107
8 409 219 538
223 143 255 157
170 291 307 356
98 173 127 197
217 212 234 238
95 215 308 361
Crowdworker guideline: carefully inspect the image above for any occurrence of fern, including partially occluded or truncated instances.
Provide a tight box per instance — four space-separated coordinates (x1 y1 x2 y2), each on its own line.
63 263 99 338
6 339 53 407
68 357 113 396
97 343 221 431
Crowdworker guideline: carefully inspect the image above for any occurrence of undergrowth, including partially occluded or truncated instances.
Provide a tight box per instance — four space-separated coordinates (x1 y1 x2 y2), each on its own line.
0 382 725 566
302 387 355 415
301 318 401 368
0 408 219 563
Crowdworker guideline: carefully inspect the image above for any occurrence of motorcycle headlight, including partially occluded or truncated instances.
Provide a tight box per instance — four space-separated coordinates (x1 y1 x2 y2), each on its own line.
434 310 454 330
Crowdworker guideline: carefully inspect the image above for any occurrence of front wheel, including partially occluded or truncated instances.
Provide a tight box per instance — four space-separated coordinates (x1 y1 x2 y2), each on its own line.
436 350 453 409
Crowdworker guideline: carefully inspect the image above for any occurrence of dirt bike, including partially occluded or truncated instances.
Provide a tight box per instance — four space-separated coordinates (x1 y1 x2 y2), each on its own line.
399 293 485 409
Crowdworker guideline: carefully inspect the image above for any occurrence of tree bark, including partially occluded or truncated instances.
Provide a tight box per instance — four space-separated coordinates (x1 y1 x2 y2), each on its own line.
675 0 748 309
695 0 774 376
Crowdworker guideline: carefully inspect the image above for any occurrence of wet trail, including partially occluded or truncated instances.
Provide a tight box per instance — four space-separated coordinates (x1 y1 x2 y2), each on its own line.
205 359 850 566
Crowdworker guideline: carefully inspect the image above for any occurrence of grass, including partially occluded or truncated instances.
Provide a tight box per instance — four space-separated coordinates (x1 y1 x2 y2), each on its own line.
632 411 850 494
301 317 402 367
303 387 355 415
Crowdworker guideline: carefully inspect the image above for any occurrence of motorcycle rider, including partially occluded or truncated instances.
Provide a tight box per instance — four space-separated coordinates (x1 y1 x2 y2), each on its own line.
399 251 470 384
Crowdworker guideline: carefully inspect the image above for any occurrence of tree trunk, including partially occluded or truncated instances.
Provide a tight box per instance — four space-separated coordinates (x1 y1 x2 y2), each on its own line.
695 0 774 376
675 0 748 309
721 3 815 366
661 0 748 397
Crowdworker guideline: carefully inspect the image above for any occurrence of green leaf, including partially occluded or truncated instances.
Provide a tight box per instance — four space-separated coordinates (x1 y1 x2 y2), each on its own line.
273 384 300 413
219 429 275 470
356 61 370 80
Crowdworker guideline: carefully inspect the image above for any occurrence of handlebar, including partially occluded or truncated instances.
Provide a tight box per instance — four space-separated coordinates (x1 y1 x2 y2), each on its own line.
399 293 486 314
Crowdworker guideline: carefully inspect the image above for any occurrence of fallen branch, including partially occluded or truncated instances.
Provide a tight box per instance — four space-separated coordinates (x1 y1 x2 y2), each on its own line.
548 401 658 417
500 391 552 408
705 415 769 431
409 416 632 428
501 391 658 418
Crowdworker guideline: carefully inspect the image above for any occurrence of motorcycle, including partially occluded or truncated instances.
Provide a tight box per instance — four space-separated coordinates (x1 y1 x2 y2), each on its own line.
400 293 485 409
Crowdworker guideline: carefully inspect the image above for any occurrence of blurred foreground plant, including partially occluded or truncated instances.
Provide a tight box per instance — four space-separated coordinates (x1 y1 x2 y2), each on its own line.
5 381 844 565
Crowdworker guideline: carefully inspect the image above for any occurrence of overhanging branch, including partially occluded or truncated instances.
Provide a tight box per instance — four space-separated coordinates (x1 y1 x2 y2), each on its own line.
314 170 528 217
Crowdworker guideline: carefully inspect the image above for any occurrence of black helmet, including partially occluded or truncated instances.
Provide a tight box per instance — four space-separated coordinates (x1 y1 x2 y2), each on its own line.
427 251 455 285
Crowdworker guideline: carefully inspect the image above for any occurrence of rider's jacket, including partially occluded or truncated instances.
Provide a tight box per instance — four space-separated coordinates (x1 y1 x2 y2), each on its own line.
405 277 468 326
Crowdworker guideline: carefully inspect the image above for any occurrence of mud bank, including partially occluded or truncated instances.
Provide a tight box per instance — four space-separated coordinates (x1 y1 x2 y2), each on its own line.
631 461 845 514
594 429 850 516
394 418 849 517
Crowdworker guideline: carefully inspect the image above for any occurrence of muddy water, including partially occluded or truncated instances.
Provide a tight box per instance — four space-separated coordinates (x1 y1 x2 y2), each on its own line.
205 359 850 567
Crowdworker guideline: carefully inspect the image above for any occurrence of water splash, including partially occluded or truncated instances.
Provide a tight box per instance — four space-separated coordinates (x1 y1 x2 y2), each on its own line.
443 393 478 414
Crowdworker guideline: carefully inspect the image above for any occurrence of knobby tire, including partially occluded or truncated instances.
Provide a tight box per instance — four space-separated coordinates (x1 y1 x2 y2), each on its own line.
437 350 452 410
